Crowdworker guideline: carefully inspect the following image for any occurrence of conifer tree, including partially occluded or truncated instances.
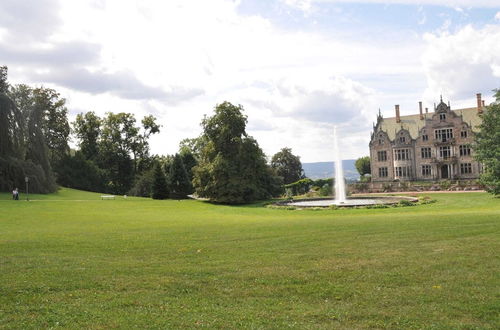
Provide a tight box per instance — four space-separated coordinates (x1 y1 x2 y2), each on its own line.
169 154 192 199
151 163 169 200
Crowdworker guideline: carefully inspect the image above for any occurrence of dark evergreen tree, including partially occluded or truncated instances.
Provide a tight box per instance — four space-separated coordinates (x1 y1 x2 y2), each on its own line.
152 163 169 200
179 149 197 182
128 168 155 197
169 154 192 198
55 152 105 192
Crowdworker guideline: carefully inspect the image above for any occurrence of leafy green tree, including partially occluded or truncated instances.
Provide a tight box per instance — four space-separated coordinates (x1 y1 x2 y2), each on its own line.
132 115 160 173
179 137 206 159
55 152 105 192
355 156 371 178
73 111 102 160
475 89 500 195
178 147 197 181
72 111 159 193
168 154 192 198
7 84 34 159
193 101 281 203
152 163 169 200
34 87 70 165
0 66 8 93
0 68 56 193
271 147 304 184
129 168 155 197
96 112 137 194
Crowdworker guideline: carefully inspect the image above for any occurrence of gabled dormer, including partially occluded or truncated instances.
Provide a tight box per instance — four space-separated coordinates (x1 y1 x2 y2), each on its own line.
394 127 412 146
433 96 458 123
370 129 390 147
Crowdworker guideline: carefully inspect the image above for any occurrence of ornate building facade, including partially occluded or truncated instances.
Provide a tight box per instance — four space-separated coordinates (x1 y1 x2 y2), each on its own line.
369 93 485 182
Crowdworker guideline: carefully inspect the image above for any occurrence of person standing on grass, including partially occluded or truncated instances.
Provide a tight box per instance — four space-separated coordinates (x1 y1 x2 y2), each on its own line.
14 188 19 200
12 188 16 200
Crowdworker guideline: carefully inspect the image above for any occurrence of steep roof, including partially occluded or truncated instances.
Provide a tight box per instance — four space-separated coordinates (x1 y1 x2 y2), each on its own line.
377 107 483 140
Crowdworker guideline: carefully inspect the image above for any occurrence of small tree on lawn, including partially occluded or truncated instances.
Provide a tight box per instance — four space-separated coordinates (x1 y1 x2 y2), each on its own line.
355 156 371 180
169 153 192 199
271 147 304 185
152 163 169 200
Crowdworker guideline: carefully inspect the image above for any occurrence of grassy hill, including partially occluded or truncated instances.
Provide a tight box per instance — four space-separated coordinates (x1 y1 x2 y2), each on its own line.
0 188 499 328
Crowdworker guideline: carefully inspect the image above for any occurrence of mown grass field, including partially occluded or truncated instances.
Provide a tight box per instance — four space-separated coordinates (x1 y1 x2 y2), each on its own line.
0 188 499 329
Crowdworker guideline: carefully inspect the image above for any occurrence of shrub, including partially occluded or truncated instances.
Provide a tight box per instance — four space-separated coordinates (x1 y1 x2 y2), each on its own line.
319 183 332 196
284 178 313 196
398 199 414 207
439 180 451 190
366 204 389 209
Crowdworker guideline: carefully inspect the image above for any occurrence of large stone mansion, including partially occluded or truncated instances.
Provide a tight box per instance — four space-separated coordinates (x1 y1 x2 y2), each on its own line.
369 93 485 182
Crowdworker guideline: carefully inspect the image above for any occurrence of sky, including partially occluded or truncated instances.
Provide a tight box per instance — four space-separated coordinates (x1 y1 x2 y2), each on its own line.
1 0 499 162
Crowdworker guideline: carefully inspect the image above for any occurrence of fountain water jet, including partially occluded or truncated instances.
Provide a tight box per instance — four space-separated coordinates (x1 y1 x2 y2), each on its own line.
277 126 418 207
333 126 346 203
278 127 417 208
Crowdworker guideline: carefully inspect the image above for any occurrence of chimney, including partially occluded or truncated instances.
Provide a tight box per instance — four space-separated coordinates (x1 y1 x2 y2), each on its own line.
425 107 428 114
477 93 483 113
395 104 401 123
419 101 424 120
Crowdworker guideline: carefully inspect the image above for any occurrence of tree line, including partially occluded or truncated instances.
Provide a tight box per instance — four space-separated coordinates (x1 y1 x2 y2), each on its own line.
5 62 494 200
0 66 308 202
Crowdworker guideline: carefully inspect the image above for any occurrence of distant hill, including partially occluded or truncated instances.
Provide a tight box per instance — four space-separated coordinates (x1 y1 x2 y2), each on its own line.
302 160 359 181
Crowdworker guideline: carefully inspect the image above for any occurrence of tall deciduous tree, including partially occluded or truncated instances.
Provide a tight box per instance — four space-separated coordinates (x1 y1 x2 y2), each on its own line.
73 111 102 161
0 67 56 193
34 87 70 165
0 66 8 93
475 89 500 195
97 112 137 194
271 147 304 184
192 101 281 204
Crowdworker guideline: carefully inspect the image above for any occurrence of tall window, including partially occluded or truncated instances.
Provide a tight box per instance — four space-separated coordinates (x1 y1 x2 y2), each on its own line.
395 166 411 177
422 134 429 141
461 130 468 138
439 146 451 159
439 113 446 121
421 165 431 176
394 149 410 160
460 163 472 174
378 167 388 177
399 136 406 143
377 151 387 161
459 145 471 156
435 128 453 142
421 147 431 159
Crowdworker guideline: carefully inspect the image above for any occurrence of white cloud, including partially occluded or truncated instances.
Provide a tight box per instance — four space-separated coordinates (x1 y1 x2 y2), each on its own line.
281 0 313 12
4 0 496 163
495 11 500 20
282 0 500 9
422 24 500 105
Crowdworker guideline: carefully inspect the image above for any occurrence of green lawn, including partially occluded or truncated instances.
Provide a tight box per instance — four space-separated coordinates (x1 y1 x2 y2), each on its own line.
0 188 499 329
